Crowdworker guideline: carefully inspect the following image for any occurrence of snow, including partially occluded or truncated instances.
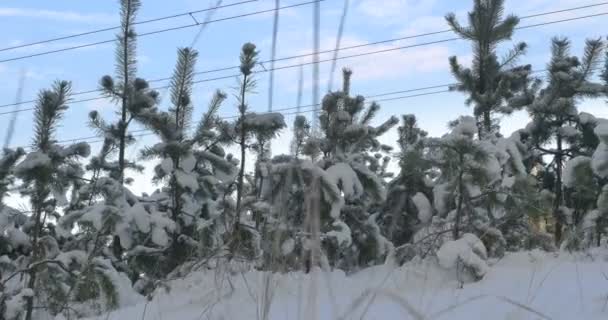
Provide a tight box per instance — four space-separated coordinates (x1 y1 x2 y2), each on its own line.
502 136 527 176
5 226 29 248
127 203 151 233
433 183 450 216
175 170 199 192
411 192 432 224
151 226 169 246
563 156 591 188
5 289 33 320
92 257 143 308
243 112 286 129
79 249 608 320
160 158 173 174
0 206 23 232
579 112 596 125
56 250 87 266
326 162 363 199
592 123 608 178
558 126 578 138
14 151 51 173
501 175 516 189
79 204 107 230
325 220 352 247
437 233 488 278
336 110 351 121
180 154 196 172
281 238 295 256
450 116 477 139
595 122 608 140
330 197 344 219
52 188 69 207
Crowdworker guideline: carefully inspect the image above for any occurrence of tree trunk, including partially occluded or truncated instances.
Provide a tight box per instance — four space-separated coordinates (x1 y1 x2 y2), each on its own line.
117 1 134 184
234 73 249 237
453 156 465 240
483 110 492 138
24 187 45 320
554 134 564 245
168 156 184 271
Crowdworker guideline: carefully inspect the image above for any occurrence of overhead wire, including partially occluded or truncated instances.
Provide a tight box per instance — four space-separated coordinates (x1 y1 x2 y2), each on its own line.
0 6 607 111
15 88 454 149
0 0 259 54
8 3 608 147
0 0 324 64
17 60 608 150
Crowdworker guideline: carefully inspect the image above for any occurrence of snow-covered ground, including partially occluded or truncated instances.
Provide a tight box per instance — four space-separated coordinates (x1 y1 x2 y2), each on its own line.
83 250 608 320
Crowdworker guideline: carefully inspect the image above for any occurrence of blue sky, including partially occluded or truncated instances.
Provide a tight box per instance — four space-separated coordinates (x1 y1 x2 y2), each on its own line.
1 0 608 196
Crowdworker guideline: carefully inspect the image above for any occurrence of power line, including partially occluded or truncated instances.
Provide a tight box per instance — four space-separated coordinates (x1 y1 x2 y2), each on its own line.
16 58 608 148
3 9 607 119
189 0 225 48
0 6 605 112
18 62 608 148
1 0 605 59
17 88 452 149
0 0 324 64
0 0 258 54
0 0 603 63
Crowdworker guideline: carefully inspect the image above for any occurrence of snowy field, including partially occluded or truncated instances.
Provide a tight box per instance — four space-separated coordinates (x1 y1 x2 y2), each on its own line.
81 250 608 320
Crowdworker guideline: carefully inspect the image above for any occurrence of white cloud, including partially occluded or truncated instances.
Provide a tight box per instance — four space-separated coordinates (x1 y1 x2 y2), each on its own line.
275 34 452 93
357 0 437 23
0 7 114 24
399 15 449 38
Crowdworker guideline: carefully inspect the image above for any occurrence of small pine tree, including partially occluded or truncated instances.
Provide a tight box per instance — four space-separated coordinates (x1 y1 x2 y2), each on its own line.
427 116 492 240
92 0 156 183
11 81 91 320
136 47 237 274
384 115 432 246
446 0 532 137
229 43 286 258
304 69 398 270
526 37 605 244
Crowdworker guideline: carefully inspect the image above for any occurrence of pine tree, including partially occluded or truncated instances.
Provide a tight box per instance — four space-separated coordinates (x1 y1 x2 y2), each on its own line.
525 37 605 245
10 81 91 320
230 43 286 257
0 148 25 316
136 47 237 274
427 116 492 240
234 43 258 238
305 69 398 270
384 115 432 246
93 0 153 183
446 0 532 137
561 119 608 248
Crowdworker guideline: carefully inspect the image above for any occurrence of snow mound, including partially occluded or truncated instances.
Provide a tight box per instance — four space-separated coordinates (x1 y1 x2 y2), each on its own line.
80 249 608 320
437 233 488 279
